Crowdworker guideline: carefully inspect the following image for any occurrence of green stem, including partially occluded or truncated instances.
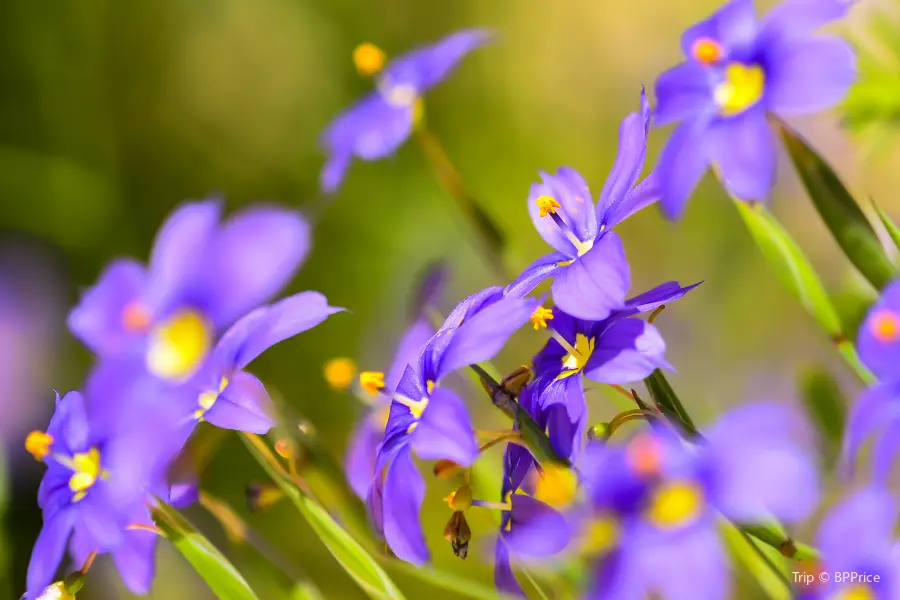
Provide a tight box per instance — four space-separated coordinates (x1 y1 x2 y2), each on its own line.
736 528 797 599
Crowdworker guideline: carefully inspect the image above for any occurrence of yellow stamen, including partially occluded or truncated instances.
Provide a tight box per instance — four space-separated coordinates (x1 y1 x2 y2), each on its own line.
533 464 578 509
353 43 387 76
122 301 151 333
531 306 554 330
536 195 561 218
146 309 212 380
26 431 53 462
582 515 619 556
714 62 765 117
68 447 105 503
646 480 704 529
426 380 435 394
324 357 357 391
833 584 876 600
557 333 595 379
870 309 900 344
194 377 228 420
360 371 386 396
690 37 722 65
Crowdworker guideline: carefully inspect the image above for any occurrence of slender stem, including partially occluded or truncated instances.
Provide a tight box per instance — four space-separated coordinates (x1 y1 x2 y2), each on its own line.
415 124 510 281
737 528 797 599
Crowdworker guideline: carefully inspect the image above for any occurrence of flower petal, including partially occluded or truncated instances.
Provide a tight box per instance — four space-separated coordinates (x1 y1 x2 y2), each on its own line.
767 36 856 117
203 207 311 327
758 0 852 47
583 319 670 384
112 508 158 595
654 62 717 127
67 259 148 357
551 232 630 321
681 0 758 61
411 387 478 466
381 29 492 93
385 318 433 392
706 402 818 523
598 89 652 219
708 109 775 201
504 252 567 299
657 119 711 220
46 391 90 455
817 487 897 574
856 280 900 381
321 93 414 161
494 539 526 598
619 280 702 317
26 510 74 594
320 150 352 194
205 372 275 434
872 418 900 483
503 495 572 559
603 171 661 230
842 381 900 473
345 416 386 500
382 446 429 565
527 174 593 257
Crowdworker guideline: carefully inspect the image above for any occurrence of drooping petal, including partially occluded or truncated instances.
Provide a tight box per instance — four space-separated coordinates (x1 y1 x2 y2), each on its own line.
410 387 478 466
817 487 897 575
112 508 158 595
215 292 344 372
67 259 148 357
382 446 429 565
26 511 74 594
503 495 572 559
767 36 856 117
385 318 433 392
345 416 386 499
842 381 900 472
435 296 538 379
381 29 492 93
653 62 717 127
322 93 415 161
708 109 775 202
680 0 758 62
758 0 853 47
146 200 221 312
544 401 586 461
320 150 353 194
551 232 630 321
602 171 661 229
204 372 275 434
494 539 526 598
706 402 818 523
583 319 670 384
619 280 702 317
202 207 311 328
856 280 900 381
657 118 712 220
503 252 567 299
598 89 651 218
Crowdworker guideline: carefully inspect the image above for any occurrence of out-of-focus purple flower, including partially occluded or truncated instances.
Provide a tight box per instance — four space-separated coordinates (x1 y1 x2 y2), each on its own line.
796 487 900 599
505 89 661 320
653 0 856 218
68 199 309 384
576 402 818 599
24 391 176 598
525 281 698 460
319 30 492 193
367 287 538 565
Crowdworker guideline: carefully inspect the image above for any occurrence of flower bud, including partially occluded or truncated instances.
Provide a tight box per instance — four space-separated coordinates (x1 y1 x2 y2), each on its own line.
442 511 471 559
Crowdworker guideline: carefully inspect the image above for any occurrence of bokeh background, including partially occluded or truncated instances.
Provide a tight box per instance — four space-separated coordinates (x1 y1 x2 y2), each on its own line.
0 0 897 597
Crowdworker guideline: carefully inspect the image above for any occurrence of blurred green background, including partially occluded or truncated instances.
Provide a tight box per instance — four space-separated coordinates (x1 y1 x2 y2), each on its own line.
0 0 894 597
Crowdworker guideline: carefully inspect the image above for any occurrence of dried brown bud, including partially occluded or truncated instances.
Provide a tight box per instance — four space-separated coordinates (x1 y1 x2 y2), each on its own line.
442 511 471 560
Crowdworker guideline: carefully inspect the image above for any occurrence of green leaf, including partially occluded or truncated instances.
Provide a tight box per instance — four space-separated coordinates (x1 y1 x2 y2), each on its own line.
721 520 792 600
241 434 407 600
874 200 900 255
800 366 847 464
740 522 820 561
152 500 260 600
735 200 874 383
385 561 518 600
777 121 899 290
643 370 699 437
291 582 326 600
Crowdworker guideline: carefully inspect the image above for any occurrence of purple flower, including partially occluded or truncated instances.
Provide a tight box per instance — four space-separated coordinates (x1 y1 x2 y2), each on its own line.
367 287 538 565
653 0 856 218
24 391 177 597
525 281 698 460
578 402 817 599
505 89 662 320
69 199 310 383
797 487 900 599
319 29 491 193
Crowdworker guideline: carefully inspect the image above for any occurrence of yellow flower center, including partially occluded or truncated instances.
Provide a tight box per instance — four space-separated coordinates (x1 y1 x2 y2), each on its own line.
533 464 578 509
870 309 900 344
360 371 386 396
536 195 561 218
582 515 619 556
146 309 212 381
832 584 876 600
353 42 386 76
324 357 358 391
68 447 106 503
646 480 704 530
558 333 594 379
194 378 229 420
714 63 765 117
691 37 722 66
25 430 53 462
531 306 554 330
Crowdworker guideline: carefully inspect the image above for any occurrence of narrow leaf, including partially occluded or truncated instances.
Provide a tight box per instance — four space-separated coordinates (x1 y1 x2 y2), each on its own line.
721 520 792 600
800 366 847 466
643 370 699 437
152 500 260 600
740 522 820 561
241 434 407 600
874 200 900 255
385 561 518 600
777 120 898 290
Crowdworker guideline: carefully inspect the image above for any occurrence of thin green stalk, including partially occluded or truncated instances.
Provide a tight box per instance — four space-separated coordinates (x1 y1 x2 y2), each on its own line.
736 528 796 599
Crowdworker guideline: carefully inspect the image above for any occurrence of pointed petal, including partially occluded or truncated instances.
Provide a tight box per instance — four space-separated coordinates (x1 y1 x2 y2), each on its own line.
681 0 757 61
436 296 538 378
583 319 670 384
599 89 651 219
657 119 711 220
551 232 630 321
653 62 717 127
504 495 572 559
67 259 148 356
46 391 90 455
620 280 702 316
768 36 855 117
385 318 433 392
842 382 900 472
411 388 478 466
603 171 661 229
707 402 818 523
26 511 73 594
345 416 385 500
320 150 353 194
708 110 775 201
382 29 492 92
504 252 566 299
205 372 275 434
758 0 853 46
382 446 430 565
203 207 311 327
494 540 526 598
